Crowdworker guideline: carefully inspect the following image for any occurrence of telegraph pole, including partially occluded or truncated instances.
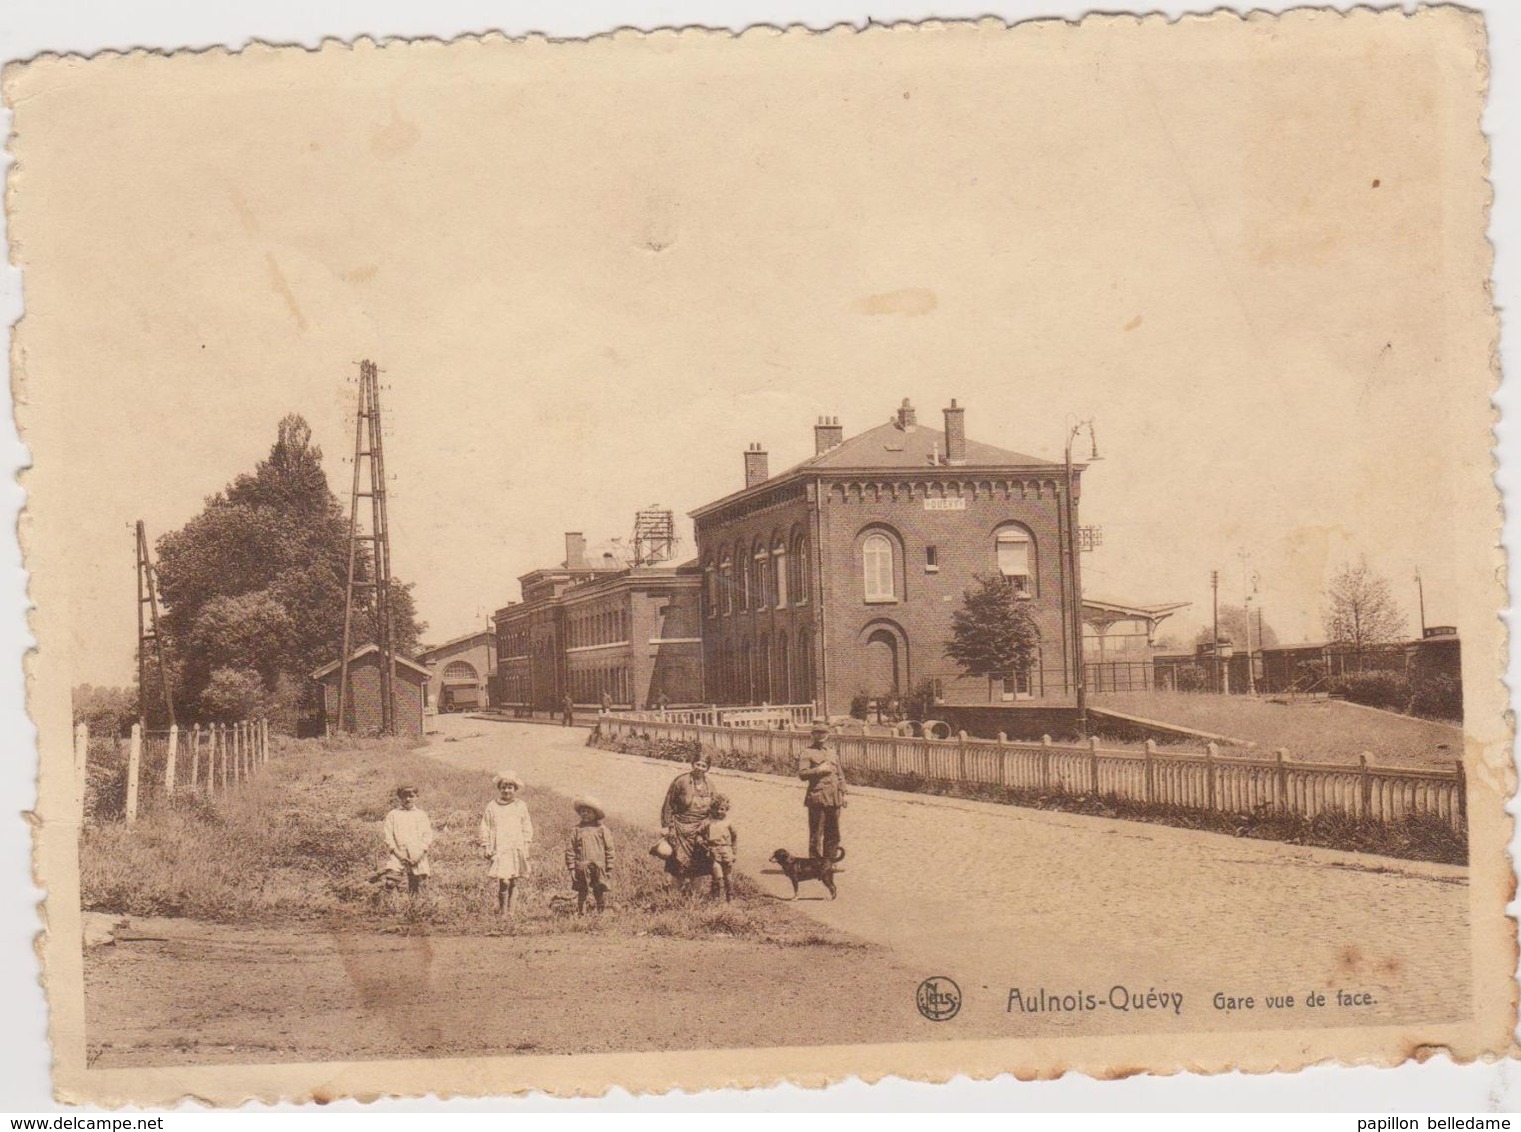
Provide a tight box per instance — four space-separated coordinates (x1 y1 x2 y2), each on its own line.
337 360 397 734
1211 568 1221 694
1237 547 1258 696
135 521 176 730
1064 420 1100 737
1415 568 1427 637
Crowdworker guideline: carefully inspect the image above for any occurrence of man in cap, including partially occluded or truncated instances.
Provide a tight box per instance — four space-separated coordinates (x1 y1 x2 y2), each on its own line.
799 722 846 860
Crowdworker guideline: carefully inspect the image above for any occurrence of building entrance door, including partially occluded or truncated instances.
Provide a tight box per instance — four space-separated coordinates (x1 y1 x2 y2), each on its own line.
864 629 900 696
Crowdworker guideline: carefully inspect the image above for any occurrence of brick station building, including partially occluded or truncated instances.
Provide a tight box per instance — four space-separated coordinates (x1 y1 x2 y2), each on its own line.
691 398 1085 717
493 533 705 712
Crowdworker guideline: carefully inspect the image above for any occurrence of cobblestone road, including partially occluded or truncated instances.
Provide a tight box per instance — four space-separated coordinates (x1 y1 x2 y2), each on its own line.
430 716 1471 1037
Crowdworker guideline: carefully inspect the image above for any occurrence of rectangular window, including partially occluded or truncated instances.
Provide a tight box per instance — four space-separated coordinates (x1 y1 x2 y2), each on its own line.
925 545 939 572
863 535 895 601
997 531 1032 594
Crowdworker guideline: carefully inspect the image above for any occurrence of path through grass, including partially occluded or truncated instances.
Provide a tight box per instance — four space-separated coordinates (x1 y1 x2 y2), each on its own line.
80 735 853 946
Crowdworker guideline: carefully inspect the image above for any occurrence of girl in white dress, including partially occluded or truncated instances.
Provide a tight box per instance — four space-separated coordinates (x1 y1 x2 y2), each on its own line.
480 771 534 914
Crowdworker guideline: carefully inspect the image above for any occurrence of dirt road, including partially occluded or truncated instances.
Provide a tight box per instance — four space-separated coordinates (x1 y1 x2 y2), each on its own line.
433 715 1471 1036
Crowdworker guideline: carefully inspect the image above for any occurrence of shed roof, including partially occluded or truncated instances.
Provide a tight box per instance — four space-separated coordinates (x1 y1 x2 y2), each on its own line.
311 644 432 681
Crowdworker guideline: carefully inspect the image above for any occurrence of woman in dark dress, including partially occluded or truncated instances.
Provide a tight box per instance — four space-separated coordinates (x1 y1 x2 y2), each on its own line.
658 752 716 883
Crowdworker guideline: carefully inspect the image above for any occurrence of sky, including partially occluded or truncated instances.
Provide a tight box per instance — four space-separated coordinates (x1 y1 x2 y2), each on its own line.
7 15 1492 688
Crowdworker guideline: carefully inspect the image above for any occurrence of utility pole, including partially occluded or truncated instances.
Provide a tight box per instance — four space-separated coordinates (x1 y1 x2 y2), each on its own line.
1415 568 1427 638
135 521 176 731
1237 547 1258 696
1064 419 1101 737
337 360 397 735
1211 568 1221 694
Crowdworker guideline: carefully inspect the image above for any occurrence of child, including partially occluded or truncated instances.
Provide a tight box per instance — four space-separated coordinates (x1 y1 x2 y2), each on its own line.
702 794 738 902
382 785 435 897
479 771 533 915
565 796 615 913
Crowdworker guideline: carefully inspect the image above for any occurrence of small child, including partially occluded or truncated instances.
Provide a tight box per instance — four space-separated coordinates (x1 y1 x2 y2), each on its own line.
480 771 534 915
382 785 435 897
702 794 738 902
565 796 615 913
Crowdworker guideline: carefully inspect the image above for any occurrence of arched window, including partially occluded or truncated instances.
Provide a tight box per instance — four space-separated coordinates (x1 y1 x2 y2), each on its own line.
772 537 788 608
720 555 733 614
705 561 718 618
443 660 477 682
753 541 769 609
862 532 896 602
792 533 809 604
995 525 1035 596
738 541 751 610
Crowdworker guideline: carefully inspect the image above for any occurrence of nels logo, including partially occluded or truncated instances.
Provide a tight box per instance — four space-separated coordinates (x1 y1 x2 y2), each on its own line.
916 976 962 1022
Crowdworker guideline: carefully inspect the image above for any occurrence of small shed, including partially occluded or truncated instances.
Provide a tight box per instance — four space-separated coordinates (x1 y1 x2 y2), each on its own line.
311 645 433 738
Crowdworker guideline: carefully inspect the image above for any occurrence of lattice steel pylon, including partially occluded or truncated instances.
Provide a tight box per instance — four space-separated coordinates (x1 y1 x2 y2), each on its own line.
135 520 176 730
337 359 396 735
631 505 677 567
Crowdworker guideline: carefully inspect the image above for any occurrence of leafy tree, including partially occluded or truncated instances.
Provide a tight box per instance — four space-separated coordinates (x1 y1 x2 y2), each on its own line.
154 414 426 729
71 684 135 737
945 574 1042 687
1321 558 1407 655
198 667 272 723
1195 605 1280 651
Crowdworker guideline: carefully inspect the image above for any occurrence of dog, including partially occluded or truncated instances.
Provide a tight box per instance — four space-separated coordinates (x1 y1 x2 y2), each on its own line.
769 846 845 900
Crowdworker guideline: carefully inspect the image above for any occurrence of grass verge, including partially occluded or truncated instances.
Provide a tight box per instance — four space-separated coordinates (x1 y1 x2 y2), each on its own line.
597 733 1467 866
79 735 858 946
1089 691 1463 769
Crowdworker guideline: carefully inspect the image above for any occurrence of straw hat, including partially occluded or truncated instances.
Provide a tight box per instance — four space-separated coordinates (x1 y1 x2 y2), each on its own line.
573 796 606 821
494 771 524 789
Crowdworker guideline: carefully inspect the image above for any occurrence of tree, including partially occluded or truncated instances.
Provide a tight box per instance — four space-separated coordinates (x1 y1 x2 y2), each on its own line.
1322 558 1407 655
945 574 1042 687
154 414 426 729
1195 605 1280 651
71 684 135 737
199 667 273 723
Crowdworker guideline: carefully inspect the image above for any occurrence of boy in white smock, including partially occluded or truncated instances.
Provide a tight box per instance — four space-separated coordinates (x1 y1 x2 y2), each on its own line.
382 785 435 896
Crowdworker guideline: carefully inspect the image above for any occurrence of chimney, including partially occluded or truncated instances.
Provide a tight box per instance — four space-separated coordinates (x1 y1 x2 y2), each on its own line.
896 397 917 430
564 531 587 570
814 416 843 455
744 442 769 488
943 398 967 465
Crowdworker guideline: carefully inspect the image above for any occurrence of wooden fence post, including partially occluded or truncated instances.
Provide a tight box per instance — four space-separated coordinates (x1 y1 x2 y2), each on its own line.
1455 758 1467 829
74 722 89 816
1089 736 1101 797
1205 742 1218 811
1144 739 1156 805
165 724 179 799
126 723 142 825
1040 735 1052 793
1275 748 1288 813
214 724 224 791
1359 752 1372 820
189 724 200 790
262 718 269 764
958 731 969 781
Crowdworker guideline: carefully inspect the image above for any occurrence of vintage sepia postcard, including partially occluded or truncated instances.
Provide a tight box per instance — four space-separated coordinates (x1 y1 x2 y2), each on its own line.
7 6 1512 1105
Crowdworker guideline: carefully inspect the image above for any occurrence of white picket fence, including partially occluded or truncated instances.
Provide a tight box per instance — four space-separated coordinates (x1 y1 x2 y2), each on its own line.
614 703 816 729
598 714 1466 832
76 719 272 824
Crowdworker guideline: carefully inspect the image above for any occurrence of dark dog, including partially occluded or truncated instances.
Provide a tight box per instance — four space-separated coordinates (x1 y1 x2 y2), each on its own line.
769 846 845 900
